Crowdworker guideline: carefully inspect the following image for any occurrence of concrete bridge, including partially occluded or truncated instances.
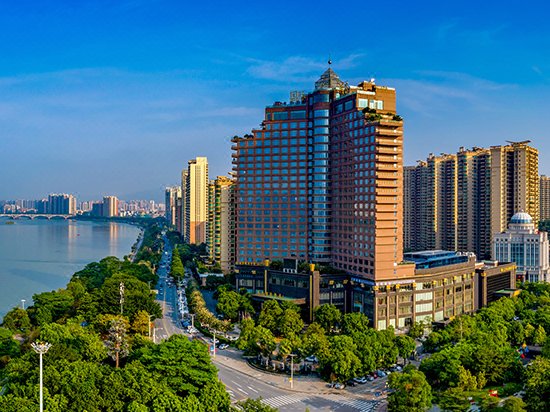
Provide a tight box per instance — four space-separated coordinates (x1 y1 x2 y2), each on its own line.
0 214 75 220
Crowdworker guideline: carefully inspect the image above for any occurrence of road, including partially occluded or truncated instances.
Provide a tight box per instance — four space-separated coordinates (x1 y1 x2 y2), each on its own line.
216 359 381 412
154 237 383 411
152 237 184 341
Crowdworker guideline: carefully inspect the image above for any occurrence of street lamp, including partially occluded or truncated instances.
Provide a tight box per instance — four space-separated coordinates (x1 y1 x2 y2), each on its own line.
21 299 26 310
289 354 297 389
31 341 52 412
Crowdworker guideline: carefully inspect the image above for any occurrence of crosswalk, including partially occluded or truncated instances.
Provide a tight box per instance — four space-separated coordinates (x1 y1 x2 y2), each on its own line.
260 394 310 408
260 394 380 412
320 394 380 412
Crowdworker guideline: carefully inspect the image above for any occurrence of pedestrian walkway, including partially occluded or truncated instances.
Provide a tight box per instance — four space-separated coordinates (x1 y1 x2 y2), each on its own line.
260 393 381 412
260 394 311 408
320 394 381 412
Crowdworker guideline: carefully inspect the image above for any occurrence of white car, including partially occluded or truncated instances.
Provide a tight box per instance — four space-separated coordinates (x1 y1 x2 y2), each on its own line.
218 343 229 350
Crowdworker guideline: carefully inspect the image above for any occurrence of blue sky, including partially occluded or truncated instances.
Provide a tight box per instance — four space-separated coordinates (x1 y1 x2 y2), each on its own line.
1 0 550 201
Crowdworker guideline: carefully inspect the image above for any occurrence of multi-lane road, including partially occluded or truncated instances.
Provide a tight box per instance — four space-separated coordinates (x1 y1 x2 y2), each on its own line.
154 237 383 412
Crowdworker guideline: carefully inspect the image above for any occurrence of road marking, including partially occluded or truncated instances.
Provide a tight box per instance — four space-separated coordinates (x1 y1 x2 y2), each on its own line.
261 395 309 408
247 386 259 393
236 387 248 395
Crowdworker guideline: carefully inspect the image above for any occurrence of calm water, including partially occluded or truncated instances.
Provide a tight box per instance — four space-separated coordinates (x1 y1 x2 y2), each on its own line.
0 218 141 318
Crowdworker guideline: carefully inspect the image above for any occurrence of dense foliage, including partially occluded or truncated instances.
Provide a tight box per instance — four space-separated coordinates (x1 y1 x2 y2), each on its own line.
0 225 230 411
415 282 550 412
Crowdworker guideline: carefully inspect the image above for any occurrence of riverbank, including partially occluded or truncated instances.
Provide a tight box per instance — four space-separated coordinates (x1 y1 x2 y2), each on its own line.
0 218 142 319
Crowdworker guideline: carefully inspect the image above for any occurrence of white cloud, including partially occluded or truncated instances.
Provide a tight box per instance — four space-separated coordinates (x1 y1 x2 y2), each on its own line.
246 53 366 82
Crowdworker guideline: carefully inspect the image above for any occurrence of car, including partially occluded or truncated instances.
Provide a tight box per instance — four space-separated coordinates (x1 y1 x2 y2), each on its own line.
334 382 345 390
218 343 229 350
346 380 357 387
305 355 319 363
353 377 368 384
376 370 387 378
366 376 374 381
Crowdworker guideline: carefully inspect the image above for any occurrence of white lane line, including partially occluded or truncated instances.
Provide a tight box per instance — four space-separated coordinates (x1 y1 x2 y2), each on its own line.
236 387 248 395
247 386 259 393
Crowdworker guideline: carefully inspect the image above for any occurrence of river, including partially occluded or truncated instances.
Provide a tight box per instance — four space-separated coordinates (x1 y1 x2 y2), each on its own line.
0 217 141 319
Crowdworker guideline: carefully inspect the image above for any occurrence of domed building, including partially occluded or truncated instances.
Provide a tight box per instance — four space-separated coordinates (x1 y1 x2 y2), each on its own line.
492 212 549 282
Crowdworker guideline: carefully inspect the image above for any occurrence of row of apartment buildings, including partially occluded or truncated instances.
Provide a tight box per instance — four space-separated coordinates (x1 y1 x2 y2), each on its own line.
165 158 236 272
165 65 541 329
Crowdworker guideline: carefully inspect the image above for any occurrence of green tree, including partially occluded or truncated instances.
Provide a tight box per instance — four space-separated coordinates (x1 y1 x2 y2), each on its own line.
314 304 341 333
457 365 478 391
408 321 425 339
216 290 241 321
321 335 361 382
502 397 527 412
236 318 255 351
524 357 550 412
198 380 230 412
278 308 304 337
138 335 219 397
250 326 276 357
300 322 329 359
341 312 370 335
98 274 161 320
132 310 151 335
2 307 31 332
258 300 282 333
395 335 416 363
533 325 547 346
0 327 20 363
387 366 432 412
438 388 470 411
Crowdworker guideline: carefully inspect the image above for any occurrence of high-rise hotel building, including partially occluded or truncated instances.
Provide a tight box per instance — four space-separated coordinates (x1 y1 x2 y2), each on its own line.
232 66 414 287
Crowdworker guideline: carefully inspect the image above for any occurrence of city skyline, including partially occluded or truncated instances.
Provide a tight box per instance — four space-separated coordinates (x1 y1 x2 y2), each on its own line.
2 1 550 201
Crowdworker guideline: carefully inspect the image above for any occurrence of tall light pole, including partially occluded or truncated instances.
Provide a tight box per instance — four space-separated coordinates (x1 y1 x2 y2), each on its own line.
21 299 26 310
289 354 297 389
31 341 52 412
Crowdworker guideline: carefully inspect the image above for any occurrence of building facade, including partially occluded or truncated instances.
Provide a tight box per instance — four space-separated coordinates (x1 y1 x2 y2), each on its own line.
493 212 550 282
540 175 550 221
47 194 76 215
102 196 119 217
490 141 539 235
404 142 539 259
185 157 209 244
207 176 235 273
231 66 417 327
165 186 181 227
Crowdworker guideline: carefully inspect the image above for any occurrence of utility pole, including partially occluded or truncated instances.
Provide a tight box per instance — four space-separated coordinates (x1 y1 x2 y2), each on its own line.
190 313 195 329
21 299 25 310
31 341 52 412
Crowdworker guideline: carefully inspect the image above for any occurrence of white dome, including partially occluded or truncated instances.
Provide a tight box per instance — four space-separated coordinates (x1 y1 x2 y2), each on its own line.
510 212 533 224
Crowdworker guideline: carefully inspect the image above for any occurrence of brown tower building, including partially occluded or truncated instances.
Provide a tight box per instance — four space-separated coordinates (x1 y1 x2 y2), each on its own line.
232 66 414 325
